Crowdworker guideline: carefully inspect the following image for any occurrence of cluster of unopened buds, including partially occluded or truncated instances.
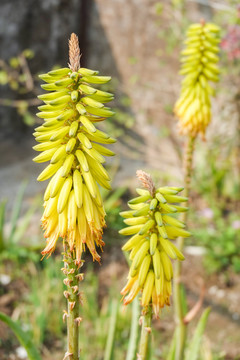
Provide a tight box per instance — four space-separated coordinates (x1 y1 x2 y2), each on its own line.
119 172 190 316
174 22 221 138
33 34 115 264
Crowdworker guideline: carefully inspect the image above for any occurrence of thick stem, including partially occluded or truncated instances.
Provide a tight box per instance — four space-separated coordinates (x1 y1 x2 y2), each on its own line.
138 306 152 360
173 136 195 360
63 245 82 360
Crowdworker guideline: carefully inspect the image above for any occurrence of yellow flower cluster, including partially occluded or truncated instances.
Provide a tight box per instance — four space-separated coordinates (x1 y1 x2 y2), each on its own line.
174 22 220 138
119 181 190 316
33 56 115 264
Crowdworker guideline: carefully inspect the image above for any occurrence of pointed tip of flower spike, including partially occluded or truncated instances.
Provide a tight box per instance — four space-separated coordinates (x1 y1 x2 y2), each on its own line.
68 33 81 72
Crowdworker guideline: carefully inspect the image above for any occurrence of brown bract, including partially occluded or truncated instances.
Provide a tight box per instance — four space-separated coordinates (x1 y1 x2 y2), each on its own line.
136 170 155 197
68 33 81 72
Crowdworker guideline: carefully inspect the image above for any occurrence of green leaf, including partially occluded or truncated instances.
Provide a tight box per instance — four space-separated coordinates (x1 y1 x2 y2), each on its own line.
23 112 35 126
17 101 28 115
22 49 35 59
166 330 176 360
11 197 40 244
180 284 188 316
104 187 126 211
126 296 140 360
155 2 163 15
185 308 211 360
0 70 8 85
9 181 28 244
0 200 6 251
104 299 118 360
0 312 42 360
9 57 20 68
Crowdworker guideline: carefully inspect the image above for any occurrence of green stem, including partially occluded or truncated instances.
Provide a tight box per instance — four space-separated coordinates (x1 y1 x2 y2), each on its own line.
104 299 118 360
138 306 152 360
173 136 195 360
126 296 140 360
63 245 81 360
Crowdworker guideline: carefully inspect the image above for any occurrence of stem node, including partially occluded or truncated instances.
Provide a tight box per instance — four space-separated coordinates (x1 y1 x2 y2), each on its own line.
63 243 81 359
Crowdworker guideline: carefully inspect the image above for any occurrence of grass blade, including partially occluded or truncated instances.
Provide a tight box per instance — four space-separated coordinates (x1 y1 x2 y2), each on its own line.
0 312 42 360
9 181 28 243
102 187 127 212
0 200 6 251
180 284 188 316
166 330 176 360
185 308 211 360
104 299 118 360
126 296 140 360
12 196 41 244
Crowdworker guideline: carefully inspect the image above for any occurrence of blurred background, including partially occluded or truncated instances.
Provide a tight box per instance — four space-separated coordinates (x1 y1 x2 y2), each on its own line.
0 0 239 359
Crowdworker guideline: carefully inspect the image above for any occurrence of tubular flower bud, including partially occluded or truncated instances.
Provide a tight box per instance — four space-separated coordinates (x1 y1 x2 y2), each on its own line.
120 171 190 316
174 22 221 139
34 33 115 264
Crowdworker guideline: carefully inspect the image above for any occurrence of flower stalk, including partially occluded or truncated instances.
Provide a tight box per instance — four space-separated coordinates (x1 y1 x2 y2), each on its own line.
138 306 152 360
177 135 195 252
173 20 221 359
126 296 140 360
63 244 83 360
34 33 115 359
173 135 195 360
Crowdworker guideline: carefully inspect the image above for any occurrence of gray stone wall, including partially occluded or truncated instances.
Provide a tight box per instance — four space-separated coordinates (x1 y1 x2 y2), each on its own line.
0 0 218 178
0 0 85 136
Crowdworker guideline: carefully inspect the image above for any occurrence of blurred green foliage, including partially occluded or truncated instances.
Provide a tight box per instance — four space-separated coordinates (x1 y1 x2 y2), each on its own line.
0 50 136 142
0 3 240 360
191 140 240 274
0 312 42 360
101 186 127 233
0 183 128 357
0 182 41 264
192 211 240 274
100 78 135 138
194 144 239 209
22 258 65 346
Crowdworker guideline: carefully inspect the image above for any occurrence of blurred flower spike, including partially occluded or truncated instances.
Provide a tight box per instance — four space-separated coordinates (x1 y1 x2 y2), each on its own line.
33 33 116 264
221 25 240 61
119 171 190 316
174 22 221 139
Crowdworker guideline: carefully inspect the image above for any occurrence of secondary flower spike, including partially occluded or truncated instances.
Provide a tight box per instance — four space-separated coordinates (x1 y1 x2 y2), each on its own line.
174 22 221 138
33 33 116 264
120 171 190 316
